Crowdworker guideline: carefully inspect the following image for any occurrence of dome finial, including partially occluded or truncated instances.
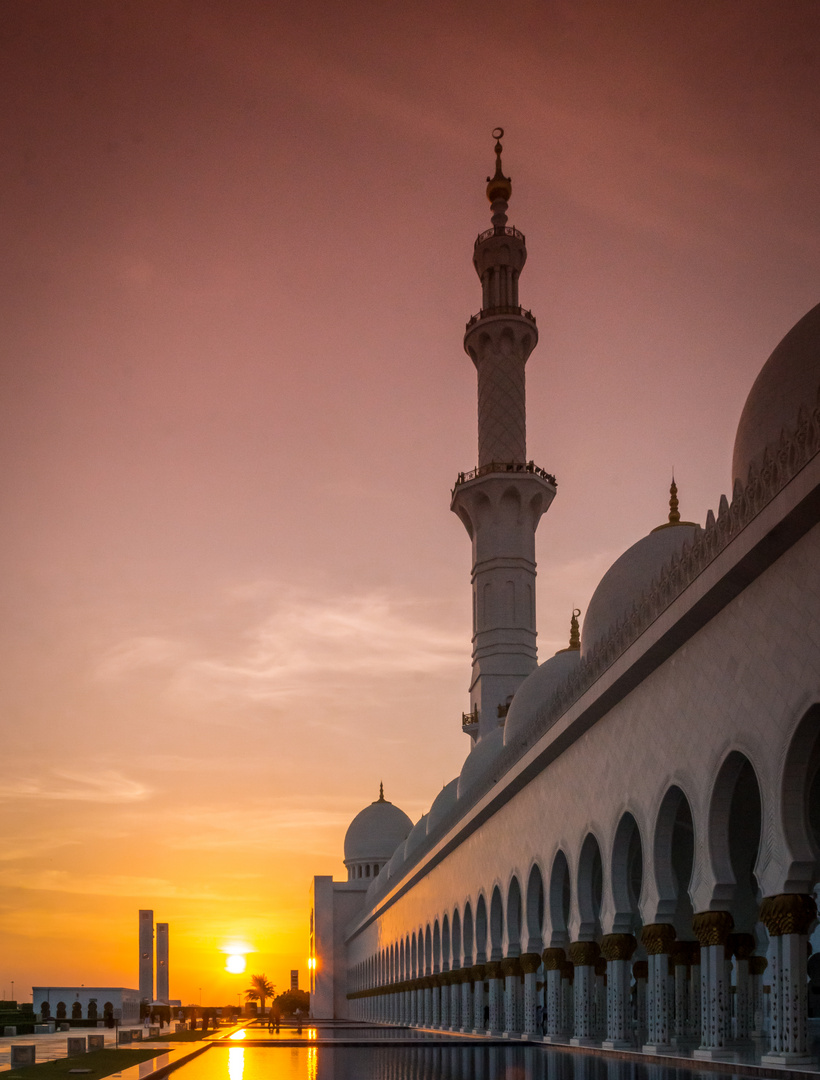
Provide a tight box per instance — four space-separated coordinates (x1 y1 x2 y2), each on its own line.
486 127 512 224
568 608 581 651
668 476 680 525
378 781 385 802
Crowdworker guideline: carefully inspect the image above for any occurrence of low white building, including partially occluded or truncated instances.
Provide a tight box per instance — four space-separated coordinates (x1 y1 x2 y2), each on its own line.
32 987 140 1025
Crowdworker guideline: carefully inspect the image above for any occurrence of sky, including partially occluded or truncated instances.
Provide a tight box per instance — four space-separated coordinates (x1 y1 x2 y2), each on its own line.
2 0 820 1006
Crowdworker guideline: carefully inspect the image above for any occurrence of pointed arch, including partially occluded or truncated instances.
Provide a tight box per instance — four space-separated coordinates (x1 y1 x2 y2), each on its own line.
548 849 571 945
611 811 643 935
525 864 545 953
506 875 522 956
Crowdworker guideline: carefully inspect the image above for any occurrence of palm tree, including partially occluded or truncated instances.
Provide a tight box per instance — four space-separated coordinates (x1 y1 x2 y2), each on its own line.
245 974 275 1015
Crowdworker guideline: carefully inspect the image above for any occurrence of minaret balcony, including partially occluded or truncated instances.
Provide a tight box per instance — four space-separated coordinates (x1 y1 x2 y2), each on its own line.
465 305 536 333
452 459 556 495
475 224 526 248
462 709 479 733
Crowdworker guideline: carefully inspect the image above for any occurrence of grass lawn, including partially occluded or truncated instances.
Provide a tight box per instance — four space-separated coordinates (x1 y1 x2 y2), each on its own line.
155 1031 210 1042
7 1048 167 1080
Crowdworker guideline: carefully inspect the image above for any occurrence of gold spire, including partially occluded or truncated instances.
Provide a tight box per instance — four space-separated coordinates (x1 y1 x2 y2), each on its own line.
651 475 699 531
557 609 581 653
668 477 680 524
568 608 581 650
486 127 512 204
378 781 385 802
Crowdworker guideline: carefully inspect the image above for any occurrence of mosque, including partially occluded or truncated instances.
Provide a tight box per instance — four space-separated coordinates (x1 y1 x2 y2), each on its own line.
309 131 820 1065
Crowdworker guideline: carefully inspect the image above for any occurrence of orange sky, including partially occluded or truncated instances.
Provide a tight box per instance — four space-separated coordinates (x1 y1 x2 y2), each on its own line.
2 0 820 1005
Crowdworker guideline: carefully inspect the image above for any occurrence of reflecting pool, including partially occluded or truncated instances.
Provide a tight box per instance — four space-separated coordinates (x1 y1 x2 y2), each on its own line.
173 1044 741 1080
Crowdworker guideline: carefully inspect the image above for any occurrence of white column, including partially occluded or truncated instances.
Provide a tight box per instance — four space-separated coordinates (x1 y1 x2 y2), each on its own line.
760 894 816 1066
486 963 503 1033
461 978 473 1033
633 961 647 1044
431 982 440 1028
440 978 450 1028
521 954 541 1037
473 969 486 1032
542 949 565 1041
600 935 636 1049
569 943 600 1046
749 955 767 1037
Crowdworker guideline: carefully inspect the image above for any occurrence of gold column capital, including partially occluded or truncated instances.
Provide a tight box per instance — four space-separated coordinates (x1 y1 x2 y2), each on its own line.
568 941 601 967
759 893 817 936
692 910 734 946
640 923 676 955
600 933 637 961
541 947 565 971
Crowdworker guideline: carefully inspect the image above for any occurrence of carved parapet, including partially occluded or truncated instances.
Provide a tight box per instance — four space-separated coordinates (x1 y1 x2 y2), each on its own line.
542 947 565 971
749 956 768 976
759 893 818 936
600 933 637 962
569 941 600 967
632 960 648 980
519 952 542 975
727 932 756 959
692 910 734 947
640 923 676 956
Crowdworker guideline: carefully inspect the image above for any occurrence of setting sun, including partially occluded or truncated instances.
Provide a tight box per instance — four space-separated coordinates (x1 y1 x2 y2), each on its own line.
225 954 247 974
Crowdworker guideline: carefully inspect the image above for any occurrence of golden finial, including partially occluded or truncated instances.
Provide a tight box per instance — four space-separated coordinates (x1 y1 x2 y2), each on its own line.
568 608 581 650
378 781 385 802
668 476 680 524
486 127 512 204
556 609 581 653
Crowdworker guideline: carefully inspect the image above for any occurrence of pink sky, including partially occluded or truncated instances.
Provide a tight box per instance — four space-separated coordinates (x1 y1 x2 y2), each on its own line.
2 0 820 1004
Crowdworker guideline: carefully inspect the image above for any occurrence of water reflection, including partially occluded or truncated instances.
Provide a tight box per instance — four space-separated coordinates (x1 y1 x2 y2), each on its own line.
173 1045 736 1080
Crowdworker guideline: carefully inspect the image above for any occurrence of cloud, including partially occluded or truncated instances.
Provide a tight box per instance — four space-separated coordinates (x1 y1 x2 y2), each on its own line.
0 868 255 902
0 770 150 804
99 588 464 708
95 636 187 680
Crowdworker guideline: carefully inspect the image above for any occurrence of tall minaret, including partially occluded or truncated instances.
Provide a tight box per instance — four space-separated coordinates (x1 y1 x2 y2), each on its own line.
451 130 556 742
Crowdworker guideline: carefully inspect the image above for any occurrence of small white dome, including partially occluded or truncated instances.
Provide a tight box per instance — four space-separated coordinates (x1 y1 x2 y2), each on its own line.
404 814 429 859
344 787 413 865
733 301 820 486
503 648 581 745
582 520 699 658
426 778 459 834
457 728 504 799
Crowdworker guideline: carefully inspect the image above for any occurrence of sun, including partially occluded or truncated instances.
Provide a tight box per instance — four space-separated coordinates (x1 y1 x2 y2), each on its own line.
225 953 247 974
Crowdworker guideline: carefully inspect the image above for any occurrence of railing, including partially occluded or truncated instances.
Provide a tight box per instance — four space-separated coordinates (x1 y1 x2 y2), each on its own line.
461 710 478 728
453 460 557 491
475 225 525 247
465 305 536 332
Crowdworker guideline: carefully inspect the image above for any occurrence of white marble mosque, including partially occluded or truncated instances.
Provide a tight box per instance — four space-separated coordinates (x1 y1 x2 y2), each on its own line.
309 131 820 1066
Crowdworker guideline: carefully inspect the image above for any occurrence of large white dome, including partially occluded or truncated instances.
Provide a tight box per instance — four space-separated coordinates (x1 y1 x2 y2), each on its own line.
582 502 699 658
403 814 429 859
343 787 413 864
457 727 504 799
503 647 581 745
733 301 820 486
426 778 459 834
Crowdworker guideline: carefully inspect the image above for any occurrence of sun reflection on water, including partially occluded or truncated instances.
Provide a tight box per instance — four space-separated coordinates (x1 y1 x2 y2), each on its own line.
228 1030 246 1041
306 1046 317 1080
227 1046 244 1080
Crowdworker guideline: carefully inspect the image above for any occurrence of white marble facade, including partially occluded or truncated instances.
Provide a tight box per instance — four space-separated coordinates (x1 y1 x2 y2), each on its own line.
310 136 820 1065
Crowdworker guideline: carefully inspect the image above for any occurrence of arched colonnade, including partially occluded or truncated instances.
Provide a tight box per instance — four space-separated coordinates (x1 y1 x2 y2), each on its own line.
347 711 820 1065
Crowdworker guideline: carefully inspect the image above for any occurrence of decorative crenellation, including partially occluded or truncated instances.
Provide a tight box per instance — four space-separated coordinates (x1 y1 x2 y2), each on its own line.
692 910 734 947
600 933 637 962
640 923 676 955
759 893 818 936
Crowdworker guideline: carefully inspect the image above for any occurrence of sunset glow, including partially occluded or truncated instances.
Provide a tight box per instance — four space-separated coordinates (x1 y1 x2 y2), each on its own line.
2 0 820 1007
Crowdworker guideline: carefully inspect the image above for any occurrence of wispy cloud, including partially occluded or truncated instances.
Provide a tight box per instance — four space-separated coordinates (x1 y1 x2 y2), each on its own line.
0 770 149 804
0 868 256 902
97 587 463 707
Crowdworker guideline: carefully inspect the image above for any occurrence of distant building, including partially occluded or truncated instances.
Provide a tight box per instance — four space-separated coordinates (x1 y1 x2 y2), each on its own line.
290 970 298 992
156 923 169 1003
309 133 820 1066
138 910 153 1002
33 987 139 1025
